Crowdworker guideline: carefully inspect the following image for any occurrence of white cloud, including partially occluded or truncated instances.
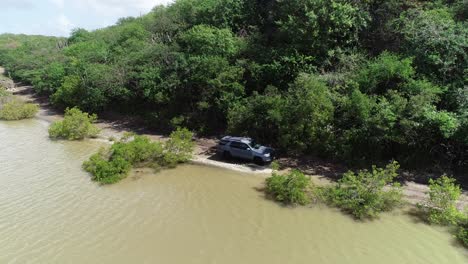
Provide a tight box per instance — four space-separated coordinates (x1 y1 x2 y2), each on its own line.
3 0 34 10
0 0 174 37
57 14 74 35
49 0 65 9
71 0 173 16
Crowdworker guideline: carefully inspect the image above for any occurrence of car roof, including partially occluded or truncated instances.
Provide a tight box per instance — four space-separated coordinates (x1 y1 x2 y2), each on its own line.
221 136 252 144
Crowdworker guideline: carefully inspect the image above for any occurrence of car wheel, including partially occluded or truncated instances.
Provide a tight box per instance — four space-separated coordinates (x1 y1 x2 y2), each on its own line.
223 151 232 160
253 157 264 166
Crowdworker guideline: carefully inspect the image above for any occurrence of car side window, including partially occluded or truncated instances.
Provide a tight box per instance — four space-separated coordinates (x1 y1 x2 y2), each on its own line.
230 142 242 149
229 142 250 150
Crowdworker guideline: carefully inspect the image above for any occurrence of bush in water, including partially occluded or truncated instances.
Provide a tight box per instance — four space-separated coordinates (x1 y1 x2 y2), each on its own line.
48 107 100 140
162 128 195 167
417 175 467 247
325 161 403 219
418 176 464 225
83 148 133 184
83 128 194 184
457 215 468 247
265 169 311 205
0 97 38 120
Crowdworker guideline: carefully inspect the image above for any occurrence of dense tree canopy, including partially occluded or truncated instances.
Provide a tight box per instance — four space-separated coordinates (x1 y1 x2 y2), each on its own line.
0 0 466 178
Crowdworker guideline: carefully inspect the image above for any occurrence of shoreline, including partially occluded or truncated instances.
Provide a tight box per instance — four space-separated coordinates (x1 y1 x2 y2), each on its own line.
2 67 467 208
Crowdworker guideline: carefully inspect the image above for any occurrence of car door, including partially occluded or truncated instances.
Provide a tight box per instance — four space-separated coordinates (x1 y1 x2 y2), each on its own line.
231 142 253 160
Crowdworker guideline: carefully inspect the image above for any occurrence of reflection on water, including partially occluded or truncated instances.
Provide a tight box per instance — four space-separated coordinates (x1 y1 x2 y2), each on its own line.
0 119 467 264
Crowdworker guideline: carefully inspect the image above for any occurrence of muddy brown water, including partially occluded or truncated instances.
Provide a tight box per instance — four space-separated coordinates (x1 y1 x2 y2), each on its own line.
0 119 467 264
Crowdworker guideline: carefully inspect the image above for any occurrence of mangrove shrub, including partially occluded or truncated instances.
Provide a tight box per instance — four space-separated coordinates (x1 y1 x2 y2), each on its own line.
0 97 38 120
418 176 464 225
457 216 468 247
417 175 468 247
325 161 403 219
48 107 100 140
265 169 311 205
83 128 194 184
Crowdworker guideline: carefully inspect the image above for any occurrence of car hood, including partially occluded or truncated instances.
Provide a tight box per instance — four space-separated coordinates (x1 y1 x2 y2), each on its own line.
253 146 274 154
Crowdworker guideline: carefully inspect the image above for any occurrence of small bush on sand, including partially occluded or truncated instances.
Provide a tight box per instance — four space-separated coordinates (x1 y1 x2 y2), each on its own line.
0 97 38 120
49 107 100 140
265 169 311 205
83 128 194 184
325 161 403 219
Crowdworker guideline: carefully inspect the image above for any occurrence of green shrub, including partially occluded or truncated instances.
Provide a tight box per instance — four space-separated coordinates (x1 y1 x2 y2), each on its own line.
162 128 195 167
48 107 100 140
417 176 468 247
111 136 164 165
457 215 468 247
418 176 464 225
0 98 39 120
0 87 10 97
325 161 403 219
83 148 132 184
265 170 311 205
83 129 194 184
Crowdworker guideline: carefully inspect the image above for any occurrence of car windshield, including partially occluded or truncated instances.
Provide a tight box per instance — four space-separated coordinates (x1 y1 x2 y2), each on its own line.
250 140 261 149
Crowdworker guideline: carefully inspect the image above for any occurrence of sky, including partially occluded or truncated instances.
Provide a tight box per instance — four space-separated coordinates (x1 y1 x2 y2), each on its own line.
0 0 174 37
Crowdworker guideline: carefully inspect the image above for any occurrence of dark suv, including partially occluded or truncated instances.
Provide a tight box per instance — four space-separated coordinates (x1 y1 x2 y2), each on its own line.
217 136 274 165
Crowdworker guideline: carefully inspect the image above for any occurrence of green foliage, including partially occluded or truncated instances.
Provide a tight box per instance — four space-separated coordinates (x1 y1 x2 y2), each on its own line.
227 86 284 144
457 215 468 247
32 62 65 95
83 149 132 184
0 0 467 175
265 170 311 205
332 52 458 166
50 75 83 108
48 107 100 140
179 24 241 57
418 176 463 225
396 7 467 85
83 128 194 184
356 52 414 94
228 73 334 152
325 161 403 219
417 175 468 247
0 87 10 97
279 74 334 152
163 128 195 167
0 97 38 120
274 0 370 62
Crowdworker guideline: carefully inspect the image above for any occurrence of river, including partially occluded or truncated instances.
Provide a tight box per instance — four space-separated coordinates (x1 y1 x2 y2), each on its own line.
0 119 467 263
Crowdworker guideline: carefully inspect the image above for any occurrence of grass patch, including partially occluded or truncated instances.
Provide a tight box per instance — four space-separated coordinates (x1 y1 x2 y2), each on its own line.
49 107 100 140
83 128 194 184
